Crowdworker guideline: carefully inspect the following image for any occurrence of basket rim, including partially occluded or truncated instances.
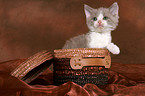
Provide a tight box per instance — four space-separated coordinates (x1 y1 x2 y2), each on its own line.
54 48 110 58
54 48 108 53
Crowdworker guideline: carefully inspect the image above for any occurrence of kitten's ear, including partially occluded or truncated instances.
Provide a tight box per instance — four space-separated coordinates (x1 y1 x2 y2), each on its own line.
109 2 119 16
84 4 94 18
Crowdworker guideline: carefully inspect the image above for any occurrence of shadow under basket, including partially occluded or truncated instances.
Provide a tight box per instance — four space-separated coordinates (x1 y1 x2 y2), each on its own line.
53 48 111 86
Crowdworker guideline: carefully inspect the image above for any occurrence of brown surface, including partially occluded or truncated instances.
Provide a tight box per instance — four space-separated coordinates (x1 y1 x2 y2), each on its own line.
1 59 145 96
0 0 145 64
110 62 145 82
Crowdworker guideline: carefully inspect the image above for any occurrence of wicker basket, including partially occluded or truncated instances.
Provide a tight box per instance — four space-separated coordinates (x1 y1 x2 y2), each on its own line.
53 48 111 86
11 50 53 83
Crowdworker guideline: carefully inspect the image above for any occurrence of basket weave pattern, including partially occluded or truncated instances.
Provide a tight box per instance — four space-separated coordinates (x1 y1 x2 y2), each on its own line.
53 48 110 86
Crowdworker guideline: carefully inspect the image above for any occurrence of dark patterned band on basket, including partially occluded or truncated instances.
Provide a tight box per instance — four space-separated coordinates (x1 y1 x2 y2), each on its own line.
54 74 108 86
53 58 109 86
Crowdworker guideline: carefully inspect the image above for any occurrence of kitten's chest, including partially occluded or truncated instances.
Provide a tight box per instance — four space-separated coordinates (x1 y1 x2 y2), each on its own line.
87 32 111 48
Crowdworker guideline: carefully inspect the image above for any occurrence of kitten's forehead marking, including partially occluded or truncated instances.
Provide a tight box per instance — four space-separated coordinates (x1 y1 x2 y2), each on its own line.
97 11 104 20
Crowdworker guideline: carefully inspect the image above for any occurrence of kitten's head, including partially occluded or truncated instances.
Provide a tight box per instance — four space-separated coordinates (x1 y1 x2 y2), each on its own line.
84 2 119 33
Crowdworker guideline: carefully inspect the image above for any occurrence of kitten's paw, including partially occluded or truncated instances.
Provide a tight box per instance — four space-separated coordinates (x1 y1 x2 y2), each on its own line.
107 43 120 55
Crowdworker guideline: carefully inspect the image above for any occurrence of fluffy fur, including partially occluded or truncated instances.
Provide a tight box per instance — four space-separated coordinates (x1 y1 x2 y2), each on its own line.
62 2 120 55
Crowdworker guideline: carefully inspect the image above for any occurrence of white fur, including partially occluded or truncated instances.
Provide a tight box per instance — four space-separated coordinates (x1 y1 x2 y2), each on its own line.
87 32 111 48
87 31 120 54
107 43 120 54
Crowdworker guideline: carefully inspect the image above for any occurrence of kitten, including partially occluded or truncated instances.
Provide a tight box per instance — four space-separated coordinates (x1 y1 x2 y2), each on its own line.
62 2 120 55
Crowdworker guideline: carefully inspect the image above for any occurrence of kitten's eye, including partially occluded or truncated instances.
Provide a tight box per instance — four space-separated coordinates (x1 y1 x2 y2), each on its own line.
93 17 97 21
103 16 108 20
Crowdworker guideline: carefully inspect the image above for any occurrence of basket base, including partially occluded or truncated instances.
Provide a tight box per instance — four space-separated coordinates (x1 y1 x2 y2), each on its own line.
53 58 109 86
54 74 108 86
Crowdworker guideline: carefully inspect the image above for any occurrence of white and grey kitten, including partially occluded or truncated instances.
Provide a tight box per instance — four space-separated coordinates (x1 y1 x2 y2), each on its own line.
62 2 120 55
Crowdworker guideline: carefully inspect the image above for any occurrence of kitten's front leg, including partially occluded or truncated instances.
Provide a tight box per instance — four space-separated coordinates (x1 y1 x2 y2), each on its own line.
106 43 120 55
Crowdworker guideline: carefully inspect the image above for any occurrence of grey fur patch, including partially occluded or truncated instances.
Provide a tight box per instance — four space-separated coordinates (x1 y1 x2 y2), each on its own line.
62 34 87 49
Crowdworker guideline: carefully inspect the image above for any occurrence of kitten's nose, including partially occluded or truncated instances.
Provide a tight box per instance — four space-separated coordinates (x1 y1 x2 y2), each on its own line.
98 20 102 25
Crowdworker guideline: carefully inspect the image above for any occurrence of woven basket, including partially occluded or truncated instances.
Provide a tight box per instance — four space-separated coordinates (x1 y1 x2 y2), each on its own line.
11 50 53 83
53 48 111 86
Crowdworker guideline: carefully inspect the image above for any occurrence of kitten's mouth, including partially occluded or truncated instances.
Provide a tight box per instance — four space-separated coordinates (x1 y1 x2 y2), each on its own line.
97 25 104 29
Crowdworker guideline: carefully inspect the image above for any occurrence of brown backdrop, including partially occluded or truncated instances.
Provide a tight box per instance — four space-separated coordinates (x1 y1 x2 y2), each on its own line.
0 0 145 64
